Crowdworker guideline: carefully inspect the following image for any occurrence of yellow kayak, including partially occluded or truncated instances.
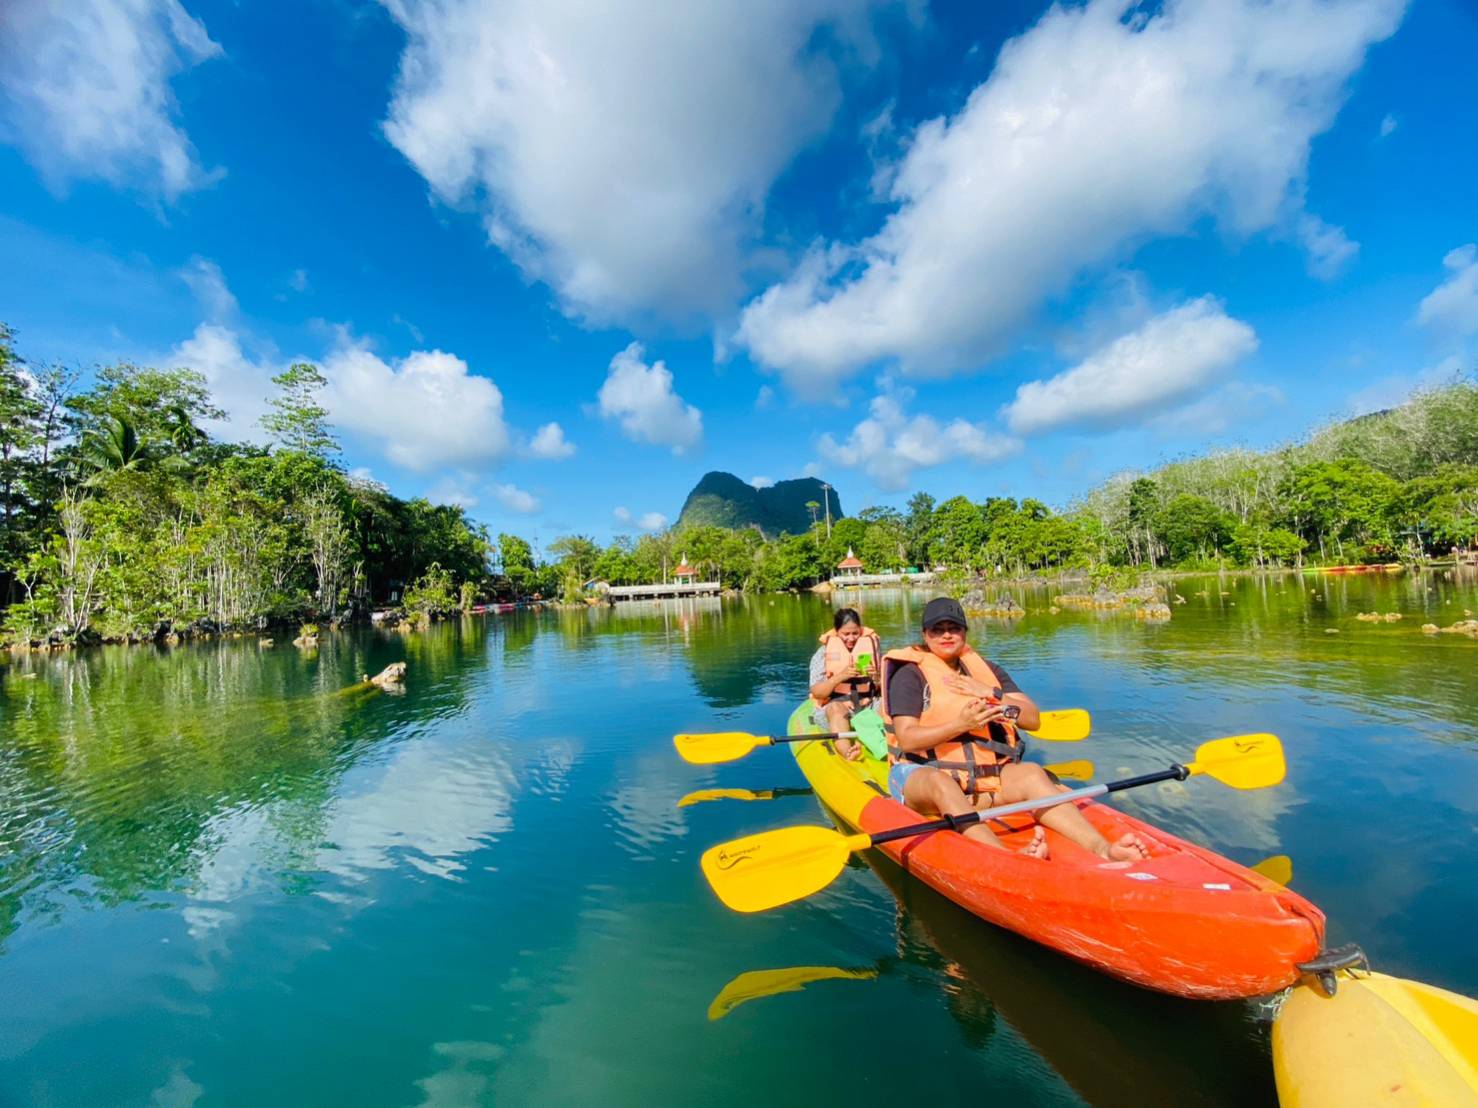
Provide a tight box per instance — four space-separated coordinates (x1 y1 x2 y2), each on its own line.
1273 970 1478 1106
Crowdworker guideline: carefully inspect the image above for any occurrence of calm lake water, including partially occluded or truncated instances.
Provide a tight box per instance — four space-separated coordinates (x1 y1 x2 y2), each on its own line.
2 571 1476 1106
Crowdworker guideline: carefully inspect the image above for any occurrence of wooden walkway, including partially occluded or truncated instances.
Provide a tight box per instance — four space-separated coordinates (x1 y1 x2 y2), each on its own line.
830 572 937 588
606 581 722 601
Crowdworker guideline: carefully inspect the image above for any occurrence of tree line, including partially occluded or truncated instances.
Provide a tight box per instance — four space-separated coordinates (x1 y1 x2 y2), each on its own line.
4 317 1474 645
1 326 490 645
535 378 1477 593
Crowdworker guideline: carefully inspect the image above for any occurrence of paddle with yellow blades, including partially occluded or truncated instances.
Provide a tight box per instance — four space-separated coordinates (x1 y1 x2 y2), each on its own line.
678 761 1094 809
700 733 1285 914
673 708 1091 765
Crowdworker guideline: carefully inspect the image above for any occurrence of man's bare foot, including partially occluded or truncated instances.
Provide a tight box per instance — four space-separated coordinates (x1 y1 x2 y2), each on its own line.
1020 827 1050 860
1102 832 1149 862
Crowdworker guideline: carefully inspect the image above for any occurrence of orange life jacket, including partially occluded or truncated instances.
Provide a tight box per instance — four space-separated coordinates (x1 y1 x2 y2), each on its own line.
818 626 881 707
878 644 1022 795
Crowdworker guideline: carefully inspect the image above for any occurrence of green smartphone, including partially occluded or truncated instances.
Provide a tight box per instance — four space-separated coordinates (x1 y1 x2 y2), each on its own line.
855 651 873 673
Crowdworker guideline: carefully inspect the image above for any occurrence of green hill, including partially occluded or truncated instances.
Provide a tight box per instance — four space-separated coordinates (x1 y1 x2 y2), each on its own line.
676 472 843 537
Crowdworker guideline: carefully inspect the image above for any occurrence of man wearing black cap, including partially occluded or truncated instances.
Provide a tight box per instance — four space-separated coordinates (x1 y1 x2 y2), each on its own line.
881 597 1148 862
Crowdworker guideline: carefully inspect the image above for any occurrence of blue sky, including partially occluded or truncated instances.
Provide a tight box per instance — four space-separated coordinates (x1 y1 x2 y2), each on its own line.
2 0 1476 549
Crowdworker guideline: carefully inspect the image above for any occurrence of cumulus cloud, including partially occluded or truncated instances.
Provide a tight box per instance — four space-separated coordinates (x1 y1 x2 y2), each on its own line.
1003 297 1258 434
818 385 1021 492
1298 214 1359 280
1148 381 1284 439
596 342 702 454
1417 245 1478 335
0 0 223 198
289 268 309 293
380 0 891 324
323 338 512 471
749 476 776 489
166 323 275 443
428 475 479 509
491 482 540 514
1379 113 1398 138
527 421 576 459
613 506 667 531
179 256 238 321
737 0 1403 391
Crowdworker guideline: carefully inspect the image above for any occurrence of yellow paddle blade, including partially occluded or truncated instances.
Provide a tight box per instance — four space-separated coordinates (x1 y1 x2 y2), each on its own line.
1186 733 1285 790
1027 708 1090 742
1044 759 1094 782
1252 854 1293 886
677 788 772 808
672 731 769 765
701 825 870 913
707 965 878 1021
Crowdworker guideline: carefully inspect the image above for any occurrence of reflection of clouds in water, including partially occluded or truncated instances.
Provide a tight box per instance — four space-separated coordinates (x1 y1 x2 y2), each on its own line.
604 751 688 856
179 734 520 938
182 805 272 939
148 1066 203 1108
1071 728 1299 858
415 1040 505 1107
316 737 517 883
526 737 580 801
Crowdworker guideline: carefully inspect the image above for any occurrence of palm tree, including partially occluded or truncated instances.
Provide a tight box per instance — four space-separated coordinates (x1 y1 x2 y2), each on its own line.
164 403 205 454
81 414 147 479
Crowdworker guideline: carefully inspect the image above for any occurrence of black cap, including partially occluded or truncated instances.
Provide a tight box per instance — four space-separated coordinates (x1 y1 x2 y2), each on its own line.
921 597 968 631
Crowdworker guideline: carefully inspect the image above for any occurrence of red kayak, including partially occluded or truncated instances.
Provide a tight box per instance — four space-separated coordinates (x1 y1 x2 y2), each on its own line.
786 703 1325 1000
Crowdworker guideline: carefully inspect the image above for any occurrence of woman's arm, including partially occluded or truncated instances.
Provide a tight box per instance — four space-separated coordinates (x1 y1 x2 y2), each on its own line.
891 706 990 753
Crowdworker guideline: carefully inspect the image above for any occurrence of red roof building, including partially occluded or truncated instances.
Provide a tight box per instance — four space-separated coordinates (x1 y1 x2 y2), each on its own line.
673 557 698 578
836 549 864 575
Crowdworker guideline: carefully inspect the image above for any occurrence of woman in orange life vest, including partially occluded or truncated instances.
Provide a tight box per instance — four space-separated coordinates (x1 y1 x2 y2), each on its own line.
808 608 882 762
882 597 1149 862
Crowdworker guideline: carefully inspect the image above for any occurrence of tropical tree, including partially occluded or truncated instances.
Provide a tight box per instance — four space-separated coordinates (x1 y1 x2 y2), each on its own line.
263 362 339 459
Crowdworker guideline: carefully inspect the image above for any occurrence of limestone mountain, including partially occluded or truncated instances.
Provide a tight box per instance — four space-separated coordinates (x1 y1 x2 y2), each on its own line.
675 472 843 537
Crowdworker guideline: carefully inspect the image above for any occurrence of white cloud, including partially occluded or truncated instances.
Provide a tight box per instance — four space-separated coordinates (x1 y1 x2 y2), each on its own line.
819 385 1021 492
596 342 702 454
755 385 776 410
1379 113 1398 138
380 0 891 324
289 268 309 293
1149 381 1284 439
1003 297 1258 434
737 0 1403 391
179 256 238 321
527 421 576 459
1417 245 1478 335
0 0 223 198
165 323 275 443
427 475 479 509
491 482 540 514
1298 214 1358 280
1345 355 1465 416
749 476 775 489
323 339 512 471
613 506 667 531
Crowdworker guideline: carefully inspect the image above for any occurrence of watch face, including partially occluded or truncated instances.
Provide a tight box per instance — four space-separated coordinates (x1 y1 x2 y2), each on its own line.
1001 705 1021 720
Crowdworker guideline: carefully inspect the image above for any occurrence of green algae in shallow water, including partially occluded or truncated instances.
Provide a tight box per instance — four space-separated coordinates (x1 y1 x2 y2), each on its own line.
0 573 1475 1105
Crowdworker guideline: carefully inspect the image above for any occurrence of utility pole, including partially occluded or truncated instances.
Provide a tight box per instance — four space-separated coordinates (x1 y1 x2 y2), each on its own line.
820 482 833 540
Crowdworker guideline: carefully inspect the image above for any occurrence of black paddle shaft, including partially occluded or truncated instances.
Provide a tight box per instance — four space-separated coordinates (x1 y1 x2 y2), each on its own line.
866 763 1192 848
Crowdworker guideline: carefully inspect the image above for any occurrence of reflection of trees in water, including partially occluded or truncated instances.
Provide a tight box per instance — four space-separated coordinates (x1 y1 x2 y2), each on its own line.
0 626 482 950
867 852 1273 1106
680 596 823 708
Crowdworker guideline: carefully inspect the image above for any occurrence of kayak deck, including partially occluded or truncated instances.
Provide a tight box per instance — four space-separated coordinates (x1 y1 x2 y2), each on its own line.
1274 971 1478 1105
786 701 1325 999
